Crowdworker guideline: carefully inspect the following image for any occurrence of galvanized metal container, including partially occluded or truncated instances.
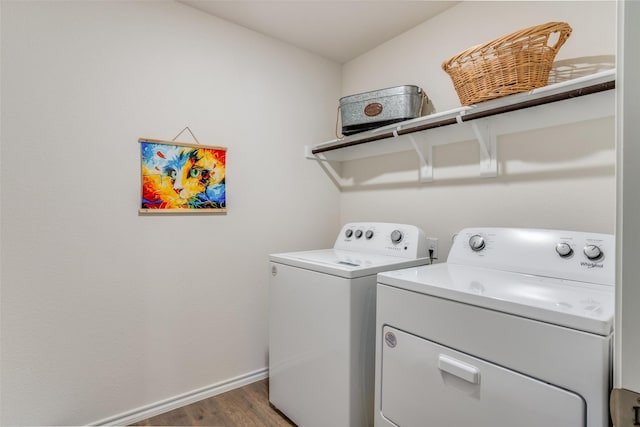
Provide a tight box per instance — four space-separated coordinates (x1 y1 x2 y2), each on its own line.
339 85 426 136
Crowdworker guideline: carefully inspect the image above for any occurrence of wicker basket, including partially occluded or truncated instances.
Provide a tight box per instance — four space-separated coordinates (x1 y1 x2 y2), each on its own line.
442 22 572 106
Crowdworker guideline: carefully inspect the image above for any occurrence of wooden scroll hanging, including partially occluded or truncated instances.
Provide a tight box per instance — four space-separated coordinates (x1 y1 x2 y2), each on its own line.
138 128 227 214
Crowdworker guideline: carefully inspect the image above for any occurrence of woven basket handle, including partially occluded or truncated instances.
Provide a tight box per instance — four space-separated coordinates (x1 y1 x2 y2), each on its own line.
547 23 572 52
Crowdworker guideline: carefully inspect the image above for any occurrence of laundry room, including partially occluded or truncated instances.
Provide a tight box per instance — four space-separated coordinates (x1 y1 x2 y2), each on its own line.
1 1 638 426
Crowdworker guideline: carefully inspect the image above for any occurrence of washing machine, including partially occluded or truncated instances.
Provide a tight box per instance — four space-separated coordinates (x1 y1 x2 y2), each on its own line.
374 227 614 427
269 222 432 427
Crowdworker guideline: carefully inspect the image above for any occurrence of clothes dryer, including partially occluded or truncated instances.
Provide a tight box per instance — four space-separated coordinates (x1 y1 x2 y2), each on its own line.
269 222 431 427
375 227 614 427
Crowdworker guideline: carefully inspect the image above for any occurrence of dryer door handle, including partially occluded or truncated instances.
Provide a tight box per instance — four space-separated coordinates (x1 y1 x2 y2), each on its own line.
438 354 481 384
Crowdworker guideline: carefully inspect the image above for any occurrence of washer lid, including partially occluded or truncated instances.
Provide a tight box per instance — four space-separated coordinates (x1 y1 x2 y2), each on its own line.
378 264 614 335
270 249 429 279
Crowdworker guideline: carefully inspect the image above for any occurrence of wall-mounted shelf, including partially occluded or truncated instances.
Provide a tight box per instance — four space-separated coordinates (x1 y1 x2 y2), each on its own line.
306 69 616 186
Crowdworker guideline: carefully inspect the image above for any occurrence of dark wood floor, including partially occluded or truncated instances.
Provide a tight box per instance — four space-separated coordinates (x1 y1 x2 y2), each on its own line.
131 379 296 426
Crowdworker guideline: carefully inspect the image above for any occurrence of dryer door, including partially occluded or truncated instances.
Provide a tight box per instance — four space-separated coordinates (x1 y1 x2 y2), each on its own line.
379 326 585 427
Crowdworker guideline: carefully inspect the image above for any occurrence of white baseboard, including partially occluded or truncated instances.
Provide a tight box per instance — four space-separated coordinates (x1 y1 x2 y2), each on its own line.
90 367 269 426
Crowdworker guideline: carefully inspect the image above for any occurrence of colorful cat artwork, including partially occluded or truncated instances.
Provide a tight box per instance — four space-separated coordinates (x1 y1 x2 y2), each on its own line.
139 139 226 212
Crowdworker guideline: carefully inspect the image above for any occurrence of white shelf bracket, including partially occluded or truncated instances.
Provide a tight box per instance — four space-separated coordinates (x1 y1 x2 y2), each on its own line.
304 145 320 160
304 146 353 189
470 119 498 178
406 133 433 183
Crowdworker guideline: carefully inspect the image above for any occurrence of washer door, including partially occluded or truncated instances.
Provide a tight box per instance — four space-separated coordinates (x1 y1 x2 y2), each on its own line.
380 326 585 427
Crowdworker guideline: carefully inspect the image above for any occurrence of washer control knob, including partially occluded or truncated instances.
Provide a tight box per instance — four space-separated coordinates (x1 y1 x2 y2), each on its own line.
555 242 574 258
355 230 363 239
584 245 603 261
365 230 374 240
469 235 486 252
390 230 403 244
345 229 353 238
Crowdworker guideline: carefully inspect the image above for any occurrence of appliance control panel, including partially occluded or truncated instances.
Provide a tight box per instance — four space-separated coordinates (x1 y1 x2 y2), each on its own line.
334 222 428 259
448 227 615 286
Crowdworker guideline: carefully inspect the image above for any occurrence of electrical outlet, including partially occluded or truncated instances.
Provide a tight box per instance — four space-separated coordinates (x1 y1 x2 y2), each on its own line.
426 237 439 261
610 388 640 426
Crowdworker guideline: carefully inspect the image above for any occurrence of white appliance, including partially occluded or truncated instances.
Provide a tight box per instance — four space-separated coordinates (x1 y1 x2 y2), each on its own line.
375 227 614 427
269 222 431 427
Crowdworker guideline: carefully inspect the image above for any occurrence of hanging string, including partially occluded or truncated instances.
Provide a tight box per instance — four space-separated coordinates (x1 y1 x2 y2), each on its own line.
172 126 200 144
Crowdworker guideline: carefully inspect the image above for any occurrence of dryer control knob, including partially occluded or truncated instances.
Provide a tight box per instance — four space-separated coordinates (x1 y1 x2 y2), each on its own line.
355 230 363 239
365 230 374 240
556 242 574 258
469 235 486 252
391 230 403 244
584 245 603 261
345 229 353 238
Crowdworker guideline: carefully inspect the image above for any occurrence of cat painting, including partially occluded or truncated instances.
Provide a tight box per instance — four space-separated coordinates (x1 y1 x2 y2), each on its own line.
139 139 226 212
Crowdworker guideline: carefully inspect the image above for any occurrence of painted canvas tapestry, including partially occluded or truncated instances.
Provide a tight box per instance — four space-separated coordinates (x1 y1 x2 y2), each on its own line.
139 138 226 213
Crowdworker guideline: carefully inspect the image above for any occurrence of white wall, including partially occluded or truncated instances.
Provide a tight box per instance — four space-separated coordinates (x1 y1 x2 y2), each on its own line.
340 1 617 256
0 1 340 425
